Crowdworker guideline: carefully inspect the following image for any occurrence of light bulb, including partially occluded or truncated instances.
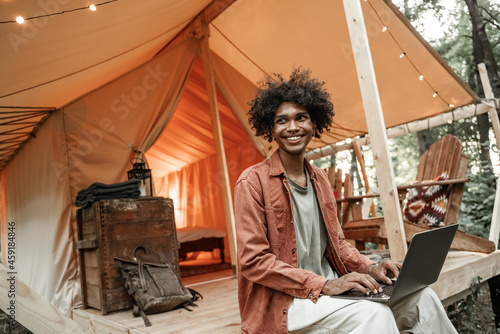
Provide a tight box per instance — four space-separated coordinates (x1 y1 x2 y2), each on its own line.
89 4 97 11
433 92 438 98
382 26 387 32
448 104 454 108
419 75 424 80
16 16 24 24
399 52 406 58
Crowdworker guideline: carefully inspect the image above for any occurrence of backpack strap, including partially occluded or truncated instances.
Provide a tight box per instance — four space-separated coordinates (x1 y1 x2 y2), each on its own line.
133 304 152 327
137 260 147 292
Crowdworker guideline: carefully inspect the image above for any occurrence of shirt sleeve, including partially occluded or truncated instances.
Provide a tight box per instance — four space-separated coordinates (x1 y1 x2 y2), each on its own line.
337 224 376 273
234 177 327 302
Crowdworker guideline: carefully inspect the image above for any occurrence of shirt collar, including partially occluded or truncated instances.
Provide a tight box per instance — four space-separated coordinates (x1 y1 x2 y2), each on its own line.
269 149 316 179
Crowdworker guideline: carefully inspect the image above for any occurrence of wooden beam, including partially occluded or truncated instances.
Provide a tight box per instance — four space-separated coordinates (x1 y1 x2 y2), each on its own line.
306 100 496 160
491 181 500 249
199 17 238 275
342 0 407 260
0 264 87 333
431 250 500 301
478 63 500 248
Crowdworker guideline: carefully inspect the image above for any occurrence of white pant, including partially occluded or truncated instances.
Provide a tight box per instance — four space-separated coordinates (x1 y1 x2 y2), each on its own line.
288 287 457 334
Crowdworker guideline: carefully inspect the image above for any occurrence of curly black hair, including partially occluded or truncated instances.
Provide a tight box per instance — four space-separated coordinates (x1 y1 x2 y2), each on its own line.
248 68 334 142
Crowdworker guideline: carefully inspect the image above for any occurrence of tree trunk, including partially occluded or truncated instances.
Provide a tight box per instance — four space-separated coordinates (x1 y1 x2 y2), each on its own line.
465 0 496 176
477 113 493 173
416 130 437 156
464 0 500 97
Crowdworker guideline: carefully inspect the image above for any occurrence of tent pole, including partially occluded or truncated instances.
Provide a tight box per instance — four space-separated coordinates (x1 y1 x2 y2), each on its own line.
478 63 500 248
342 0 407 260
199 17 239 275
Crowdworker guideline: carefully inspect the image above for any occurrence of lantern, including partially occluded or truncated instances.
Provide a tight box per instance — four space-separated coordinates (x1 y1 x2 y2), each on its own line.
127 158 153 196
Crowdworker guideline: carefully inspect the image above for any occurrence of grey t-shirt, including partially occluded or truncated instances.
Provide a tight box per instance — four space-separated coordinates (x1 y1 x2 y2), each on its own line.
288 170 337 280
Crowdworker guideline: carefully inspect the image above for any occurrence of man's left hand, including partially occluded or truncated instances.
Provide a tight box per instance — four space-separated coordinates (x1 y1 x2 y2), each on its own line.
366 260 402 285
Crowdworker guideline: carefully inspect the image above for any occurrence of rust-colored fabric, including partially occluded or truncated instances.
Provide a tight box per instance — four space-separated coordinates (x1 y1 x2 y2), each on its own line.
234 150 374 334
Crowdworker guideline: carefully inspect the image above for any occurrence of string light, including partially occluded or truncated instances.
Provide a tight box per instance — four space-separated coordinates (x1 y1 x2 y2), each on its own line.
363 0 455 108
0 0 117 24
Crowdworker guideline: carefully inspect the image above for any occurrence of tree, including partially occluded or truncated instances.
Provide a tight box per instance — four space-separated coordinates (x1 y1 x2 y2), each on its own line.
392 0 500 238
464 0 499 176
395 1 499 176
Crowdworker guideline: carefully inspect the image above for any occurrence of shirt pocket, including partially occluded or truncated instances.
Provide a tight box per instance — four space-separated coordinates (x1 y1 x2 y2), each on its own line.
265 206 288 249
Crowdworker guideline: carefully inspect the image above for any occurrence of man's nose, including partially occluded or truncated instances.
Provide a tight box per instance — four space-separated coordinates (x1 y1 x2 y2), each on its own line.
288 120 298 131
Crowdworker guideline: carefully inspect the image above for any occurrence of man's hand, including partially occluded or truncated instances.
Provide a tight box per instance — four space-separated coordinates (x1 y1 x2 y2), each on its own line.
366 260 402 285
321 272 383 296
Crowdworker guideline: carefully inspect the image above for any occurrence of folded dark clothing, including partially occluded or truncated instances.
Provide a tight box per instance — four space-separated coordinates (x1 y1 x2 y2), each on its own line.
76 183 142 200
76 188 141 204
75 190 141 208
77 179 141 199
76 179 142 208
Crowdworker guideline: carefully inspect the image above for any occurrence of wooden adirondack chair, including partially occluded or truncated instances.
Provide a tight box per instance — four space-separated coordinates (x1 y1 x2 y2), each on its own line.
339 135 495 253
327 168 352 223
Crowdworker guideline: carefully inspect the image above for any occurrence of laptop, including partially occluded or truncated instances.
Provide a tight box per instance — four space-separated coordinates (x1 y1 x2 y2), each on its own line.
332 224 458 303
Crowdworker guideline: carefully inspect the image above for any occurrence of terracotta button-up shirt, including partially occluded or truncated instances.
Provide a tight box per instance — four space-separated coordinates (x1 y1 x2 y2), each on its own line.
234 150 374 334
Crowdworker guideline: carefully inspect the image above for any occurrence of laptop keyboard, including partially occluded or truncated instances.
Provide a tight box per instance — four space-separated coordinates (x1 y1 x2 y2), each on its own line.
339 279 396 299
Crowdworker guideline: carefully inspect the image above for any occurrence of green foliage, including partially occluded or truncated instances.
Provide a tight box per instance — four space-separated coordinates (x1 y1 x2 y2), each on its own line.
447 276 497 334
389 134 420 184
459 171 497 238
392 0 500 242
0 310 33 334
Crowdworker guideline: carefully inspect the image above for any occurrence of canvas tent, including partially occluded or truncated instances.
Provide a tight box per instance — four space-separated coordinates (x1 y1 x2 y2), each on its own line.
0 0 477 313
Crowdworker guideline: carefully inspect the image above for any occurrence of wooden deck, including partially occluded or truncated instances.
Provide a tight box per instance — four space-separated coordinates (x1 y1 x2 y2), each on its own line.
72 269 241 334
72 250 500 333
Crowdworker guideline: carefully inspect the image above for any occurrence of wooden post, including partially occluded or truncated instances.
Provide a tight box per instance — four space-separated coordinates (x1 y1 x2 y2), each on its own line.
199 17 238 274
0 264 87 333
342 0 407 260
478 63 500 248
352 139 377 218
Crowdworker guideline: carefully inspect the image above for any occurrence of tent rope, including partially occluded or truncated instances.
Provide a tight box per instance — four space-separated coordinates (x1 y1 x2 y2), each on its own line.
210 23 275 82
365 0 453 108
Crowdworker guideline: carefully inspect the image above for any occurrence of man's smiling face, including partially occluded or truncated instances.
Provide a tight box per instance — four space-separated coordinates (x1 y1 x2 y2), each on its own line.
271 102 315 158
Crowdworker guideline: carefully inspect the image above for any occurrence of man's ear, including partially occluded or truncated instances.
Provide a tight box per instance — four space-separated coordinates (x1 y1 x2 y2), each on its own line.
312 122 319 138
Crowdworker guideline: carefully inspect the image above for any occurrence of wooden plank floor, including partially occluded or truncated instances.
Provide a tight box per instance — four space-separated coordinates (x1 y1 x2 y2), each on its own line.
72 269 241 334
72 250 500 333
432 250 500 305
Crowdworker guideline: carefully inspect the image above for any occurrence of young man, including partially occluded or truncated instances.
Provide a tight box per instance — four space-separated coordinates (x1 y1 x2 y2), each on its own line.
234 69 457 334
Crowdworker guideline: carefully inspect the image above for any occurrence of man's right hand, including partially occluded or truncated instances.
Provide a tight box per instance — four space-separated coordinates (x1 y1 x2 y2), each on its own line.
321 272 383 296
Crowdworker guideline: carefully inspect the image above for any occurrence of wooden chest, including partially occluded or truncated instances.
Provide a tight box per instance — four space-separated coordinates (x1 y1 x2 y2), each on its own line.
76 197 179 315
